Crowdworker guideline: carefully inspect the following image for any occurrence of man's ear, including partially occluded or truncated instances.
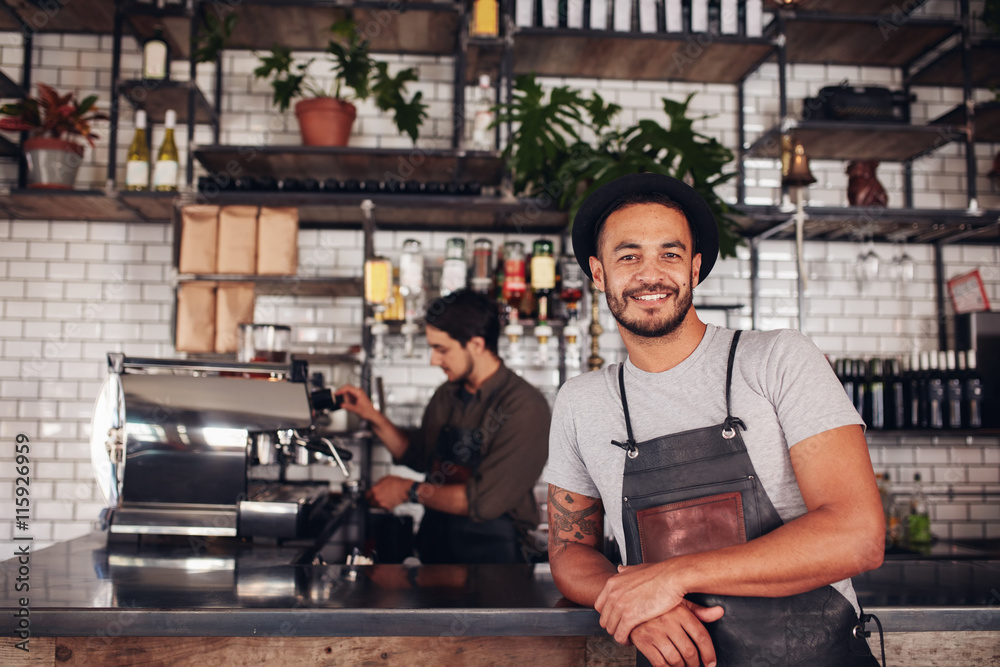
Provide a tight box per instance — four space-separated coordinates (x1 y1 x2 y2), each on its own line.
466 336 487 355
589 256 605 292
691 252 702 289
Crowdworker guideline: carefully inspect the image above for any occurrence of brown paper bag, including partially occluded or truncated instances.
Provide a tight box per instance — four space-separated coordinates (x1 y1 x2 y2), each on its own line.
217 206 259 275
256 206 298 275
178 205 220 274
175 282 217 353
215 282 256 354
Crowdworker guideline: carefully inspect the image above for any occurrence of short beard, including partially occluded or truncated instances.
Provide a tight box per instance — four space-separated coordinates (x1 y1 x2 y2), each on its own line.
605 277 694 339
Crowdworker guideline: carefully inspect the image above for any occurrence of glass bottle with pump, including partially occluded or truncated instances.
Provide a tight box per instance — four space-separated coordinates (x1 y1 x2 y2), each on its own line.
530 239 556 366
125 110 150 191
152 109 179 191
440 237 468 297
502 242 527 367
470 238 493 295
502 242 527 314
142 27 170 80
399 240 425 357
364 256 394 363
471 75 495 152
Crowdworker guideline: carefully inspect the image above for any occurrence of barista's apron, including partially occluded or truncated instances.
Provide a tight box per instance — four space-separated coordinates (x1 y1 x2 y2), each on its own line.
616 331 878 666
415 419 521 564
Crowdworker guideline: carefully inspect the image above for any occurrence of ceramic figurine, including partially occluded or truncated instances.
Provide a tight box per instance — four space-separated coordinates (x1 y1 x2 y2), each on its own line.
847 160 888 207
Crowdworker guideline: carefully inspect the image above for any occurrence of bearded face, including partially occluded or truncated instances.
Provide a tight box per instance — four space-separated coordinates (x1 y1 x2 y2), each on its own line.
589 203 701 340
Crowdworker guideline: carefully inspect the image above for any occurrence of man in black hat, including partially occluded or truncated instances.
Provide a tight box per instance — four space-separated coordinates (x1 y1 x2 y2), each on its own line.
543 174 885 666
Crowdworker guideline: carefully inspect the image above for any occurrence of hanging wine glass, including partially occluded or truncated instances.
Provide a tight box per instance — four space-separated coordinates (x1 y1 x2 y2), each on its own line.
896 241 914 283
856 232 880 282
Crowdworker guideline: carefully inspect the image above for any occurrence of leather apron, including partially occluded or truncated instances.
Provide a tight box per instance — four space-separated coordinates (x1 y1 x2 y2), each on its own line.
416 413 521 564
616 331 877 667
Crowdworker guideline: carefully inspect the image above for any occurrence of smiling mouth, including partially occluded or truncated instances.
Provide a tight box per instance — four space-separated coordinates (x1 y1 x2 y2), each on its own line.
629 292 672 302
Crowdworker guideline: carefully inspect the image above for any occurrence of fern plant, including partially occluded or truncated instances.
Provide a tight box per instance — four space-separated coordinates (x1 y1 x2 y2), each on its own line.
496 74 742 258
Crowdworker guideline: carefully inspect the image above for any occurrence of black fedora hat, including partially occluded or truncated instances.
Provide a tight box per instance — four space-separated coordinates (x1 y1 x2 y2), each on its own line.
571 173 719 282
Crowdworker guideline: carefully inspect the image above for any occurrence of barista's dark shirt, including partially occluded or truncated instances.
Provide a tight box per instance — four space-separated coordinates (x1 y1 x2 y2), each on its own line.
398 362 551 537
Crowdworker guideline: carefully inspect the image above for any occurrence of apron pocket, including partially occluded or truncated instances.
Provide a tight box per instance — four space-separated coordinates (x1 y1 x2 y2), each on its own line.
637 491 746 561
623 475 760 564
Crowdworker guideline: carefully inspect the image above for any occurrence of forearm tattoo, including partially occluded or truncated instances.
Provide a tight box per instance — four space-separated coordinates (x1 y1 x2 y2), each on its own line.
548 486 601 543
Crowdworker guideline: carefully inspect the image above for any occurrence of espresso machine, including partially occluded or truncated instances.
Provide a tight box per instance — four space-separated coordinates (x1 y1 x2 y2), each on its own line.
91 353 359 541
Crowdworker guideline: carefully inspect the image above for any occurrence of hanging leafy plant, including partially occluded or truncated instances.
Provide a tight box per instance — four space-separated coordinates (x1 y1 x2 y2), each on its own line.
496 74 742 258
253 15 427 142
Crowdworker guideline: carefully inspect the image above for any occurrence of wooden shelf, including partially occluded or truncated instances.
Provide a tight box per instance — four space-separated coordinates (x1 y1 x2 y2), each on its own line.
748 121 961 162
118 80 216 125
0 189 144 221
3 0 115 33
214 1 459 56
193 145 505 185
510 28 774 83
119 190 178 221
930 101 1000 144
909 40 1000 89
178 274 363 298
195 191 569 233
736 205 1000 245
765 0 911 13
777 15 958 67
126 6 196 61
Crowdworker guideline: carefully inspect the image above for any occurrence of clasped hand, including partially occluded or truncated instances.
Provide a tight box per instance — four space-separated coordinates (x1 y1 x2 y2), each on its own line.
595 562 723 667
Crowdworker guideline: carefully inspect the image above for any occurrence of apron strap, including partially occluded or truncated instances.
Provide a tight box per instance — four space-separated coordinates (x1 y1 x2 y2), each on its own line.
724 330 747 437
612 363 638 458
614 330 748 453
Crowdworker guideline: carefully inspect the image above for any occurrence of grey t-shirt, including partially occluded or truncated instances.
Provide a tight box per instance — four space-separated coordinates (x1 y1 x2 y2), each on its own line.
544 324 866 612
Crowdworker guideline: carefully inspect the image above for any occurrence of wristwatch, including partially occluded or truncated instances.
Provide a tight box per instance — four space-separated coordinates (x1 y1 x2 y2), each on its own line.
407 481 421 504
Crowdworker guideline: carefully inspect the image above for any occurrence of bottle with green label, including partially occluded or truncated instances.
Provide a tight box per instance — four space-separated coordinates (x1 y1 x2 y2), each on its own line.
907 473 932 545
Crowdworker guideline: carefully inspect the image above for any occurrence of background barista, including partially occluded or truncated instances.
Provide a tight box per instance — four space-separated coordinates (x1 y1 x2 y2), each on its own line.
337 290 551 564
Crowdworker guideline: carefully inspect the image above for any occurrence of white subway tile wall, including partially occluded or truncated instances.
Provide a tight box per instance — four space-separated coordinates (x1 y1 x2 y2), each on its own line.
1 18 999 548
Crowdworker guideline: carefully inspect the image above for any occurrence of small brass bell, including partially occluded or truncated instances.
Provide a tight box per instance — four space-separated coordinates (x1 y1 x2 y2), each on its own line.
782 141 817 187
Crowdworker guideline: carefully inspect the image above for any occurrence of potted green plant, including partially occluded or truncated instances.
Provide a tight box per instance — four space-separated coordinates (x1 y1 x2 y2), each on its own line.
0 83 108 189
254 15 427 146
496 75 742 258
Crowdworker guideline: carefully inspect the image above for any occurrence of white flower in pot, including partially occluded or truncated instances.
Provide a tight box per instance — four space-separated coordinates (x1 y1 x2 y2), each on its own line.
0 83 108 189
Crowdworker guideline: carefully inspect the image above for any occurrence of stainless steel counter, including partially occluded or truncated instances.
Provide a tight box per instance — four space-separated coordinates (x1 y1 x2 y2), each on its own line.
2 533 998 638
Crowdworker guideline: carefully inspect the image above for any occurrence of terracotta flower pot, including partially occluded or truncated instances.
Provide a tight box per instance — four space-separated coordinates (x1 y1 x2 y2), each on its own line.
294 98 357 147
23 137 85 189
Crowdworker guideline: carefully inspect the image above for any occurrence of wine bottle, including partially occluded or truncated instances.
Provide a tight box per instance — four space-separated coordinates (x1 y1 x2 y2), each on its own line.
853 359 867 418
125 110 150 191
906 351 922 429
917 351 931 428
945 350 963 429
839 359 855 409
926 351 945 429
962 350 983 428
907 473 932 545
142 27 170 81
152 109 179 191
868 358 886 430
888 357 906 430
